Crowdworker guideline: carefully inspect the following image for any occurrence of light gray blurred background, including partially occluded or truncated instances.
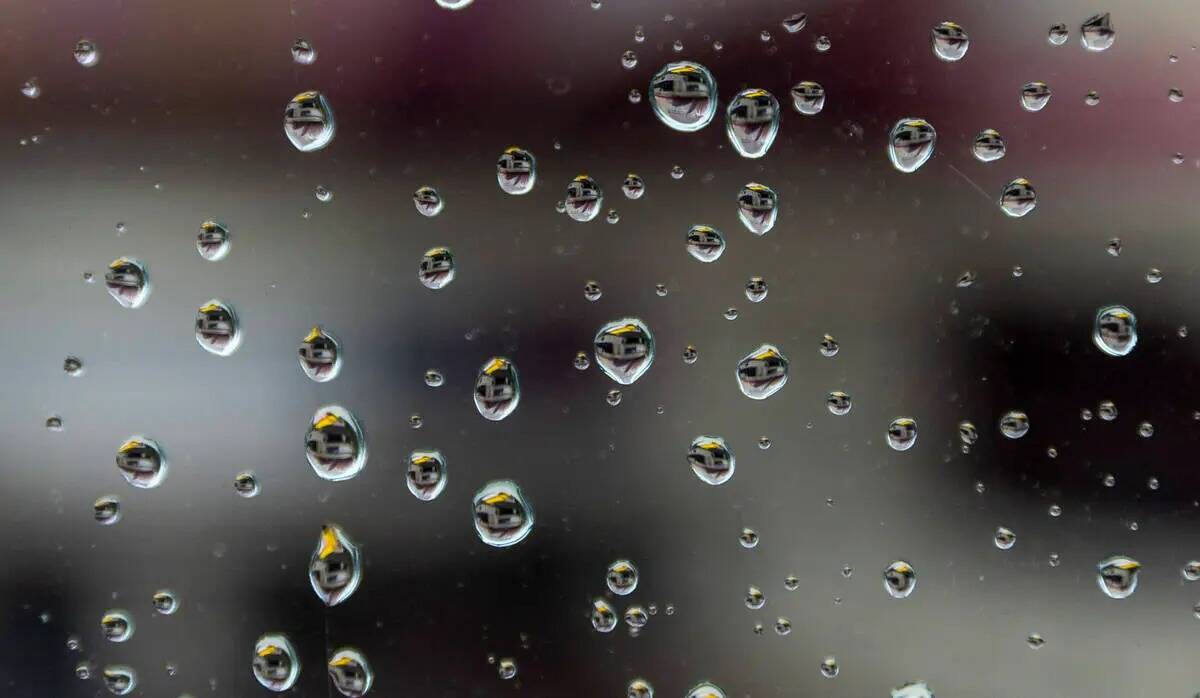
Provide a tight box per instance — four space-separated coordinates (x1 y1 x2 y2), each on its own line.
3 0 1200 695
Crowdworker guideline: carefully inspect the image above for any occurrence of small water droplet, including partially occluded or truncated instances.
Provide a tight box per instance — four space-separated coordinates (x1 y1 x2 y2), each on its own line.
195 300 242 356
497 147 536 195
565 175 603 222
737 344 789 399
972 128 1005 162
102 665 137 695
1080 13 1115 52
93 495 121 524
105 257 151 309
291 37 317 64
151 589 179 615
233 470 260 498
73 39 100 67
1020 82 1052 112
116 436 168 488
305 406 366 481
20 77 40 99
252 633 300 691
1094 305 1137 356
100 610 134 642
931 21 969 61
407 450 447 501
1048 23 1068 45
737 183 778 234
284 91 335 152
826 391 852 415
1097 555 1140 599
994 526 1016 550
591 598 617 633
887 418 918 451
999 178 1037 217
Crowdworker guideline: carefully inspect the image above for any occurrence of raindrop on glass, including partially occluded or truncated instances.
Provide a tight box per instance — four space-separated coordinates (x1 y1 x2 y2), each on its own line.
309 523 362 606
1096 555 1140 599
1093 305 1137 357
407 450 447 501
887 118 936 173
736 344 789 399
565 175 603 222
116 436 167 489
686 225 726 262
688 436 735 485
253 633 300 691
931 21 969 61
1021 82 1052 111
304 406 367 481
195 300 241 357
887 418 918 451
291 38 317 64
497 147 536 195
999 178 1037 217
73 39 100 67
737 183 777 234
284 91 335 152
105 257 150 309
327 648 373 697
649 61 718 132
473 479 533 547
1080 13 1115 52
726 89 780 158
972 129 1005 162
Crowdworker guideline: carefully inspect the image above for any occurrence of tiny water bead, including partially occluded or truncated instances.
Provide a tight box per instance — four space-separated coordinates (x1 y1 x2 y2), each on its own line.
826 391 852 415
233 470 260 497
1027 633 1046 649
253 633 300 691
628 88 642 104
739 527 759 548
94 495 121 524
726 88 781 158
1048 23 1068 45
622 173 645 199
284 91 335 152
736 344 789 399
63 355 84 377
573 351 590 370
745 277 768 303
116 436 168 489
418 246 456 290
1093 305 1137 357
195 300 242 356
327 648 373 697
1138 421 1155 438
591 598 618 633
624 605 648 628
688 682 726 698
424 369 445 387
102 666 136 695
565 175 603 222
473 479 534 547
1168 87 1185 103
1085 90 1101 106
1081 12 1115 51
683 344 698 364
737 183 778 234
784 574 800 590
1097 555 1141 599
688 436 735 485
888 118 936 173
475 357 520 421
790 81 825 115
20 77 40 99
298 326 342 382
628 678 654 697
152 589 179 615
315 184 333 202
291 37 317 64
884 560 916 598
820 334 840 357
774 617 792 635
999 178 1037 217
413 185 444 217
972 129 1005 162
407 450 447 501
1049 504 1062 517
670 164 685 179
1183 561 1200 581
1021 82 1052 112
73 39 100 67
497 657 517 680
594 318 655 385
994 527 1016 550
999 410 1029 439
815 35 831 52
650 61 718 132
45 415 63 432
621 50 638 69
820 656 839 678
305 405 367 481
887 418 918 451
606 209 620 224
745 585 766 609
101 609 134 642
758 436 771 449
105 257 151 309
196 220 231 260
686 224 726 262
309 523 362 606
584 280 602 301
1146 268 1163 284
410 413 423 429
931 21 969 61
497 146 536 195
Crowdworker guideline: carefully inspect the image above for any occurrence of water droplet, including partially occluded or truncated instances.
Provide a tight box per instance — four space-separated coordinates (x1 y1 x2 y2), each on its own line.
649 61 718 132
814 35 831 52
774 617 792 635
565 175 603 222
291 38 317 64
409 413 423 429
314 184 333 202
93 494 121 524
825 390 852 416
621 50 638 69
820 334 840 357
497 147 536 195
310 524 362 606
116 437 168 489
999 410 1029 439
1049 504 1062 517
607 559 639 595
782 12 807 33
605 209 620 224
497 657 517 680
686 225 726 262
1085 90 1101 106
745 277 768 303
931 21 969 61
670 164 685 179
100 610 134 642
1183 561 1200 581
605 388 623 406
892 682 933 698
628 678 654 697
683 344 698 364
1138 420 1155 438
1021 82 1052 111
739 527 760 549
45 414 64 432
633 26 645 43
60 355 84 378
591 598 617 632
1097 555 1140 599
1173 153 1186 165
1080 12 1115 52
888 118 937 173
1048 23 1068 45
1146 268 1163 284
284 91 335 152
583 280 603 302
758 436 771 449
195 300 242 356
1098 400 1118 420
737 183 778 234
473 480 533 547
999 177 1037 217
415 246 456 290
152 589 179 615
972 128 1006 162
74 39 100 67
305 406 367 481
196 220 232 261
1026 633 1045 649
1103 473 1116 487
624 605 648 628
958 421 979 447
1049 552 1061 567
253 633 300 691
102 665 136 695
1094 305 1137 356
1148 476 1160 490
622 173 645 199
887 418 918 451
407 450 447 501
726 89 780 158
592 318 655 385
688 436 735 485
413 185 445 217
20 77 40 99
628 88 642 104
672 40 684 52
328 648 373 697
422 369 445 388
75 661 92 680
105 257 151 309
296 326 342 382
994 526 1016 550
745 585 765 609
233 470 260 498
737 344 789 399
687 682 725 698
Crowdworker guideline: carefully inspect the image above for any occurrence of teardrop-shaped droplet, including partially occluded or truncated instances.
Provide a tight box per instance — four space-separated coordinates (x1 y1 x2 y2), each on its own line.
726 88 780 158
473 479 533 547
1093 305 1137 357
195 299 242 356
650 61 718 132
327 647 373 698
105 257 151 309
972 128 1005 162
736 344 789 399
100 609 134 642
887 418 918 451
884 560 916 598
593 318 655 385
931 21 969 61
309 524 362 606
497 147 536 195
253 633 301 692
305 406 367 481
417 246 456 290
298 326 342 382
888 118 936 173
688 435 735 485
284 91 335 152
687 682 726 698
1096 555 1140 599
1080 12 1115 52
413 185 444 217
737 183 777 234
196 220 231 260
565 175 603 222
102 665 136 695
790 80 825 115
999 177 1037 217
74 39 100 67
606 559 639 595
686 224 726 262
1020 81 1051 111
407 450 447 501
116 436 168 489
291 37 317 65
474 357 520 421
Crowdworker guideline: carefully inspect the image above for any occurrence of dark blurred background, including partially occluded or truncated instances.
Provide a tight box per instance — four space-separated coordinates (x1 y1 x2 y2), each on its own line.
3 0 1200 695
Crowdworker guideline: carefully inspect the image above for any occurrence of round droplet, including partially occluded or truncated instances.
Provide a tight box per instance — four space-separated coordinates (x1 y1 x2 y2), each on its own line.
888 118 936 173
1146 268 1163 284
628 678 654 697
624 605 648 628
670 164 685 179
473 479 533 547
407 450 447 501
819 656 839 678
1020 82 1052 112
739 527 759 549
784 574 799 590
20 77 40 99
102 665 136 695
291 38 317 64
1183 561 1200 581
310 524 362 606
593 318 655 385
497 657 517 680
1080 13 1115 51
887 418 917 451
688 435 735 485
726 89 780 158
607 559 639 595
1048 23 1068 45
931 21 969 61
328 648 373 697
63 355 84 377
105 257 151 309
605 209 620 224
565 175 603 222
417 246 456 290
413 185 444 217
999 178 1037 217
253 633 300 692
474 357 520 420
621 50 638 69
315 185 333 202
826 391 852 415
591 598 617 632
775 617 792 635
410 413 423 429
744 276 768 303
745 585 765 609
1085 90 1101 106
1103 473 1116 487
423 369 445 388
74 39 100 67
100 610 134 642
1097 555 1140 599
758 436 771 449
737 183 778 234
1049 504 1062 517
94 495 121 524
233 470 260 498
789 80 825 115
884 560 916 598
1094 305 1137 357
284 91 335 152
1098 400 1118 420
994 526 1016 550
682 344 698 364
298 326 342 382
649 61 718 132
584 280 602 301
573 351 590 371
152 589 179 615
116 436 168 489
686 225 725 262
736 344 789 399
1138 420 1154 438
973 128 1005 162
605 389 622 406
196 220 231 261
45 415 63 432
687 682 725 698
622 173 645 199
999 410 1029 439
305 406 367 481
820 334 839 357
497 147 536 195
814 35 831 52
195 300 242 356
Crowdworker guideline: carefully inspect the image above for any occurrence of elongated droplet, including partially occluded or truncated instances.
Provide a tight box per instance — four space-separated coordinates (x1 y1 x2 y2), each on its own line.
253 633 300 691
328 648 373 698
726 88 780 158
195 299 242 356
931 21 969 61
309 524 362 606
418 246 456 290
737 183 777 234
565 175 603 222
196 220 231 260
305 405 367 481
497 146 536 195
650 61 718 132
888 118 936 173
474 357 520 420
298 326 342 382
284 91 335 152
407 450 447 501
105 257 151 309
884 560 916 598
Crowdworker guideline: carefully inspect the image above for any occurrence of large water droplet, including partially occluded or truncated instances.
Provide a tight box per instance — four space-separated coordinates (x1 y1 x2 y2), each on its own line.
999 178 1037 217
298 326 342 382
931 21 969 61
688 436 735 485
591 598 617 632
1020 82 1052 111
827 391 852 415
1097 555 1140 599
105 257 151 309
474 357 520 421
305 406 367 481
887 418 918 451
195 299 242 356
607 559 639 595
328 648 373 697
1094 305 1137 356
473 479 534 547
100 610 134 642
1080 13 1115 52
686 225 726 262
973 129 1005 162
726 89 780 158
196 220 231 261
884 560 917 598
687 681 726 698
736 344 789 399
650 61 718 132
790 80 825 115
593 318 655 385
284 91 335 152
102 665 136 695
116 436 168 489
565 175 603 222
253 633 301 691
888 118 936 173
497 147 536 195
737 183 777 234
310 524 362 606
74 39 100 67
407 450 447 501
999 410 1030 439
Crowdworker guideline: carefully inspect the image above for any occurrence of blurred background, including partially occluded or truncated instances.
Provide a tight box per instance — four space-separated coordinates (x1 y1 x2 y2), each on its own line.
2 0 1200 695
